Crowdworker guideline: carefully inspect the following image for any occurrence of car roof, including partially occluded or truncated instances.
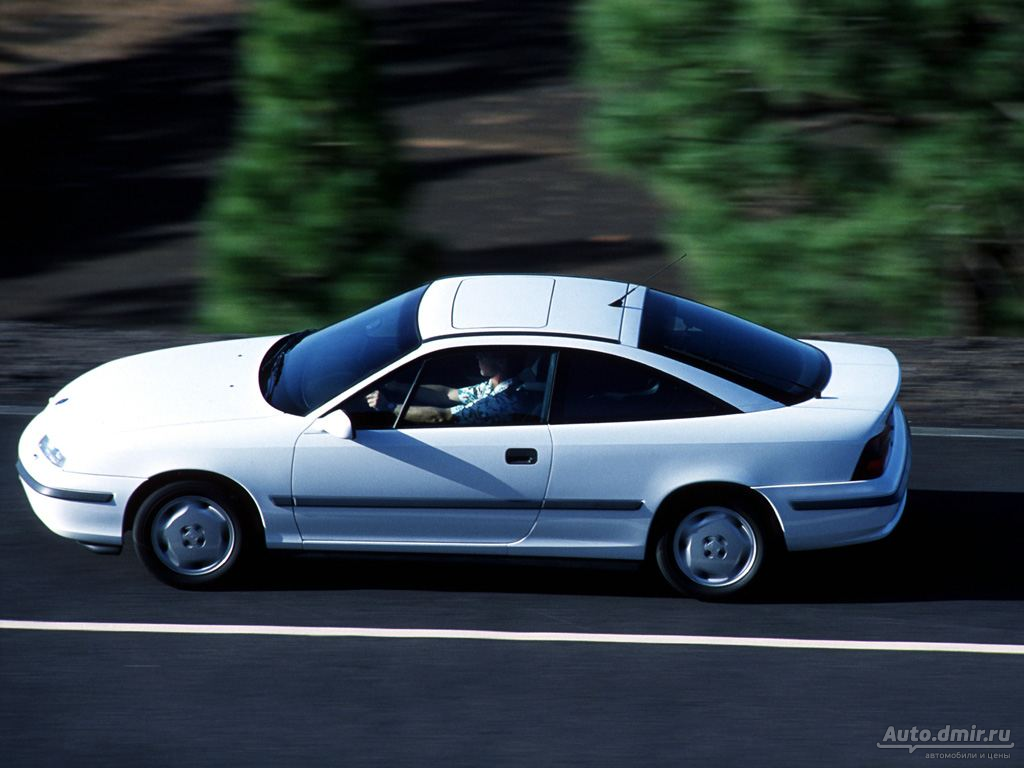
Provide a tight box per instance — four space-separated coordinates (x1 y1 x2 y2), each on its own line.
417 275 643 343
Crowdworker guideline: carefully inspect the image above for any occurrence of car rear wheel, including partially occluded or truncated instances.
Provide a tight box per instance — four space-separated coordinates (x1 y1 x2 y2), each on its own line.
655 501 765 598
133 480 248 588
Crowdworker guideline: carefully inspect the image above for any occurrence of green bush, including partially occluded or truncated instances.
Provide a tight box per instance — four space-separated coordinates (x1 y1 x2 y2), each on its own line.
203 0 422 333
579 0 1024 334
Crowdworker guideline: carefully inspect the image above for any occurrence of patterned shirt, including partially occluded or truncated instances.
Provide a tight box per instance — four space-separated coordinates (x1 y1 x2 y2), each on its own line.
450 377 524 425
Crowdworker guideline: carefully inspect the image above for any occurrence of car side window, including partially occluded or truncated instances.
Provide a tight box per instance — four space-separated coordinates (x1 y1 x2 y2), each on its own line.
398 347 552 428
549 349 738 425
342 347 553 430
340 360 421 430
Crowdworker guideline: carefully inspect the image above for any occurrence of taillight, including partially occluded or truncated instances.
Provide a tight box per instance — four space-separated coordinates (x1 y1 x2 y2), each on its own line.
852 409 895 480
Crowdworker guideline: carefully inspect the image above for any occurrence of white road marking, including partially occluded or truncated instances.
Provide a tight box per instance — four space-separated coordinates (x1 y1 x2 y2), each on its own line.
1 619 1023 655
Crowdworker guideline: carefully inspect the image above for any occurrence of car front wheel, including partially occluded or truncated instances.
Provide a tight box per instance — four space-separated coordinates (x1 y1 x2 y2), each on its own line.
655 501 766 598
133 480 248 588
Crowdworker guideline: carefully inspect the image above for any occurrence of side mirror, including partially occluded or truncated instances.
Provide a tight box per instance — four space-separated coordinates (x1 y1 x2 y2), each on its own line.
317 409 354 440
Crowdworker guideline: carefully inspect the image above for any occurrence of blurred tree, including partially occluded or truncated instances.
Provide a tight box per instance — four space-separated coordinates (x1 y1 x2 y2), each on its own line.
203 0 423 333
579 0 1024 334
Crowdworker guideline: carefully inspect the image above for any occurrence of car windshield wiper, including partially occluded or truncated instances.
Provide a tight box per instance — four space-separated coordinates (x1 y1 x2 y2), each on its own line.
263 329 315 399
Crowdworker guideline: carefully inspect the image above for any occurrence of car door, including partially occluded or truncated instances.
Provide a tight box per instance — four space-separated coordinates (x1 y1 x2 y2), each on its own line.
290 346 554 545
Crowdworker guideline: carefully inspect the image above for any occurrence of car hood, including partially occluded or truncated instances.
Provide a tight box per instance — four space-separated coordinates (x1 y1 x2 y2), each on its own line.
47 335 283 434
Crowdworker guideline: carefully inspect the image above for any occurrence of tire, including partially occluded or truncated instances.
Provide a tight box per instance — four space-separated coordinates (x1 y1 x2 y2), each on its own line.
133 480 249 588
655 500 766 599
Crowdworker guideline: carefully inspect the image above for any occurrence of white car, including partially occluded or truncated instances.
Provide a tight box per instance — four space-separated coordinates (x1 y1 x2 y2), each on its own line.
17 275 909 597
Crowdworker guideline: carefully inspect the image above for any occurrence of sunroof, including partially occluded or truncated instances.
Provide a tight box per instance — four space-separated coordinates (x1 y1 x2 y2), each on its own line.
452 276 555 329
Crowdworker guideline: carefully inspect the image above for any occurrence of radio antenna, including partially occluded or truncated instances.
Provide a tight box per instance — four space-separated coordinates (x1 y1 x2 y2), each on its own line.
609 252 687 307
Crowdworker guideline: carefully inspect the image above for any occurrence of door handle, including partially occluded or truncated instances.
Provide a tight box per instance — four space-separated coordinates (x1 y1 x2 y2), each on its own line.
505 448 538 465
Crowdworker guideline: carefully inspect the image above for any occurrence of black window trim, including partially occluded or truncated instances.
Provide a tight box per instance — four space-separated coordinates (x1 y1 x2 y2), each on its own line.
539 349 559 424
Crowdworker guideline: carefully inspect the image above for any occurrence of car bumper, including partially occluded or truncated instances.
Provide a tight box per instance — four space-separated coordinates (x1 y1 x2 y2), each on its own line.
755 406 911 551
16 458 138 549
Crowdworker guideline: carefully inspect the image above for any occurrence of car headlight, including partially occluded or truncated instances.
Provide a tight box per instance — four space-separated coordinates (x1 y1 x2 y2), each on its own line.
39 436 66 468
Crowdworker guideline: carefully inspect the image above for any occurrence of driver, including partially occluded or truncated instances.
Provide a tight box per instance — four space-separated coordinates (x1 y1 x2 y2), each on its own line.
366 352 525 425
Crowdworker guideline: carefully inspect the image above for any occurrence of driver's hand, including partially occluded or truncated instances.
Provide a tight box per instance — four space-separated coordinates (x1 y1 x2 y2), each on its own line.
365 390 383 410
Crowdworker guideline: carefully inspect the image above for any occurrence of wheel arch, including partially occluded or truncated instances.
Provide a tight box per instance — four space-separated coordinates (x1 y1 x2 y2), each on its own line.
645 481 784 561
124 470 266 540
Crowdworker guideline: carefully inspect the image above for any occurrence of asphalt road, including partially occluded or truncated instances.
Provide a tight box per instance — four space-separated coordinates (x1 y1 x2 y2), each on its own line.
1 413 1022 767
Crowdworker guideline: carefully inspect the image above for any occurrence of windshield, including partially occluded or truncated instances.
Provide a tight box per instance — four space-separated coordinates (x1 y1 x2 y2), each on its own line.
639 289 830 405
263 286 426 415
